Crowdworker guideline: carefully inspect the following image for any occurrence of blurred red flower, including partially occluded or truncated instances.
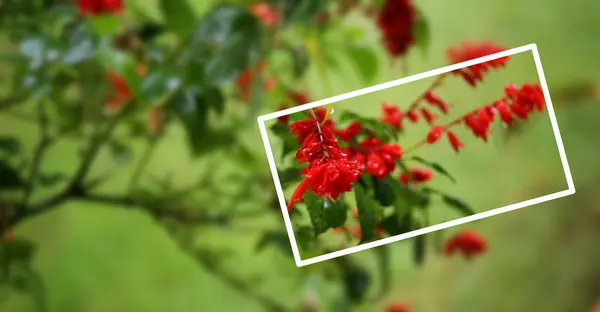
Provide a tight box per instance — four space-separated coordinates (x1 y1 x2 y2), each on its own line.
78 0 123 16
376 0 416 57
447 41 510 87
443 229 487 260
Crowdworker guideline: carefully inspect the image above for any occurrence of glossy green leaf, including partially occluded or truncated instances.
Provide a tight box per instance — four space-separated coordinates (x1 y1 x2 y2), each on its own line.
378 213 415 236
346 44 378 83
190 6 262 86
413 7 431 57
278 167 303 188
411 156 456 183
140 68 182 104
388 177 430 210
354 183 381 243
160 0 197 39
0 160 23 190
0 137 22 156
304 191 330 236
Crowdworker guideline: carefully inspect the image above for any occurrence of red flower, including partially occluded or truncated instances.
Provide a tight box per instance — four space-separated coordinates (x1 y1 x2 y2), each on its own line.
399 168 433 184
426 125 444 144
385 302 411 312
463 113 490 143
236 62 276 102
447 41 510 87
357 138 403 179
249 3 279 26
407 110 420 123
443 229 487 260
348 225 384 240
494 100 513 126
506 83 546 114
78 0 123 16
335 121 363 142
305 158 362 199
382 102 403 129
277 105 290 124
105 72 131 111
424 91 450 114
420 108 437 125
447 131 464 153
376 0 417 57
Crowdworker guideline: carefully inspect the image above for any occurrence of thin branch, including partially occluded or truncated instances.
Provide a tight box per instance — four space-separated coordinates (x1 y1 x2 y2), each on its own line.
402 73 447 118
128 137 160 193
21 100 52 206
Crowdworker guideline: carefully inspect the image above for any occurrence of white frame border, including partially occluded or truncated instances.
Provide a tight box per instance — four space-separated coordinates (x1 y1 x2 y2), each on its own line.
256 43 576 267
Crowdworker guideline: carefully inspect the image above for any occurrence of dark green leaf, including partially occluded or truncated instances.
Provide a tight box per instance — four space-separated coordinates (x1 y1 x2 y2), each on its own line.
413 8 431 57
354 183 381 243
324 197 348 229
1 239 36 264
0 137 22 156
388 178 430 210
304 191 330 236
411 156 456 183
137 22 166 43
269 123 299 159
413 234 426 266
442 194 475 216
343 265 371 303
372 177 396 207
339 111 396 142
140 68 182 104
190 6 262 86
346 45 378 83
244 68 264 124
160 0 197 39
0 160 23 190
378 213 415 236
255 231 293 257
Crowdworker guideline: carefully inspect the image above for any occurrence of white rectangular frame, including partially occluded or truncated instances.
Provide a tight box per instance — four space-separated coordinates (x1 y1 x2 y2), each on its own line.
256 43 576 267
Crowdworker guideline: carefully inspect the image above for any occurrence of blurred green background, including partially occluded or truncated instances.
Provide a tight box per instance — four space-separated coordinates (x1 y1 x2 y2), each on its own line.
2 0 600 311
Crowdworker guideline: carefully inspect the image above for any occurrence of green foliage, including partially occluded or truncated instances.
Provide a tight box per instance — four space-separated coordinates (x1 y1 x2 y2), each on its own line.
354 182 382 243
270 123 300 159
305 191 348 236
0 137 22 156
255 231 294 257
346 44 379 83
411 156 457 183
278 0 327 25
159 0 197 39
0 160 23 190
412 7 431 57
413 234 426 266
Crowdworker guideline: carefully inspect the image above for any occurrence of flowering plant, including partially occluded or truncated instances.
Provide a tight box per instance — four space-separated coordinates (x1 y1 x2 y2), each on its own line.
0 0 546 311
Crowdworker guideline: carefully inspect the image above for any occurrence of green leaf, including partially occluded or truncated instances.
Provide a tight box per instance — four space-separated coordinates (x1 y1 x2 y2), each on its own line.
0 137 22 156
255 231 293 257
411 156 456 184
388 177 430 210
346 45 378 83
339 111 396 142
1 239 36 264
190 6 262 86
108 141 133 165
442 194 475 216
0 160 23 190
413 234 426 266
87 14 120 37
372 177 396 207
354 183 381 243
244 68 264 125
378 213 415 236
413 8 431 57
137 22 166 43
279 0 326 25
304 191 331 236
160 0 197 39
140 68 182 104
170 87 228 157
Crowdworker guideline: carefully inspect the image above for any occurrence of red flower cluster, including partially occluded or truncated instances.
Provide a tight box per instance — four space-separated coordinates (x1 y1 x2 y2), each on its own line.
105 72 131 111
447 41 510 87
376 0 416 57
426 82 545 153
443 229 487 260
382 102 403 129
399 168 433 184
77 0 123 16
424 91 450 114
287 111 362 210
385 302 411 312
335 121 363 142
249 3 280 26
345 137 403 179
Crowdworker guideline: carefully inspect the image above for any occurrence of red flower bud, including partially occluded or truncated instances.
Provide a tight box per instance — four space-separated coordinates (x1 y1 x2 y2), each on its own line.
420 107 437 125
443 229 487 260
424 91 449 114
407 110 420 123
426 125 445 144
447 131 464 153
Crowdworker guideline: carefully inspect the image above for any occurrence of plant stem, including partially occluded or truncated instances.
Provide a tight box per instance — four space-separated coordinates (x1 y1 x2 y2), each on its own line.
128 137 160 193
402 73 447 118
21 100 52 206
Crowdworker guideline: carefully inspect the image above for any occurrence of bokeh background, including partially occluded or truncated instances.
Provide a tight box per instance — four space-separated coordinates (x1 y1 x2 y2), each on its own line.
1 0 600 311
